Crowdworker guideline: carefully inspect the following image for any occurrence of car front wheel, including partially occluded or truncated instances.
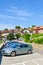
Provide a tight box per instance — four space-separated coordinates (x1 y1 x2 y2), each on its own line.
11 51 16 57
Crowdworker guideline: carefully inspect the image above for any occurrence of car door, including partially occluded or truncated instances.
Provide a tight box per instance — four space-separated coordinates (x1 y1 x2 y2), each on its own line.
16 44 28 54
16 45 25 54
22 44 29 53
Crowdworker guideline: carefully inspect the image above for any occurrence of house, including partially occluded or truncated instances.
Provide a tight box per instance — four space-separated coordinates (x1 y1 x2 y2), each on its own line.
32 26 43 34
1 29 23 37
22 28 33 35
1 26 43 38
13 29 22 34
2 30 9 37
23 30 30 34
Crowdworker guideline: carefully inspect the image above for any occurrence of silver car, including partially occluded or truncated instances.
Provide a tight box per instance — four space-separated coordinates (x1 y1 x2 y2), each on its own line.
2 43 33 56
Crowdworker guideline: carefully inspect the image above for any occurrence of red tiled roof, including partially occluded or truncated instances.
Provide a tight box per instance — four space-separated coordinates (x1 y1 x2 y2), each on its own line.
32 26 43 30
2 29 22 33
13 29 22 33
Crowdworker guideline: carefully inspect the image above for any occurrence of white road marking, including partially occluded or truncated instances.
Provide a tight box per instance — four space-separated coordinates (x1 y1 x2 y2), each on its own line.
22 63 25 65
12 62 23 65
12 62 25 65
11 58 43 65
35 58 43 61
39 58 43 61
11 53 43 65
32 60 39 65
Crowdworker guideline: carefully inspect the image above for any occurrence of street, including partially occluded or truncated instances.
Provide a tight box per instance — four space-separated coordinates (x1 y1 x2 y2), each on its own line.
0 48 43 65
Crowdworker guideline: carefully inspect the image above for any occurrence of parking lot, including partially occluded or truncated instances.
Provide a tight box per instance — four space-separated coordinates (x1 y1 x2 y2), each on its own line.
0 43 43 65
1 52 43 65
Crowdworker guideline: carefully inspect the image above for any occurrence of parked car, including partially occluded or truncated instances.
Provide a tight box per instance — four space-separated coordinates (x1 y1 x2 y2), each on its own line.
2 43 33 56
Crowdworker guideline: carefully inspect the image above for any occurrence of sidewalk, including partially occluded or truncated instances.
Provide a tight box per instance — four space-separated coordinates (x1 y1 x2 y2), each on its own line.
32 43 43 50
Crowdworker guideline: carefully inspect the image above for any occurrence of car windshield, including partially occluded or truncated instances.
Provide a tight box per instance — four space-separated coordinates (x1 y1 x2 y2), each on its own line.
4 42 19 48
10 44 18 48
4 42 13 48
4 42 17 48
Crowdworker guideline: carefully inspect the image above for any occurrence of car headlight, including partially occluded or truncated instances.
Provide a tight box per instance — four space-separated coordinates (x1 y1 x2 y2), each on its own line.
5 50 10 53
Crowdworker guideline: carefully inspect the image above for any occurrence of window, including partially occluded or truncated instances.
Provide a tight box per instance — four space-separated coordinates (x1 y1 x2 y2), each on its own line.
19 45 23 48
5 42 13 48
19 44 28 48
11 45 18 48
23 44 28 48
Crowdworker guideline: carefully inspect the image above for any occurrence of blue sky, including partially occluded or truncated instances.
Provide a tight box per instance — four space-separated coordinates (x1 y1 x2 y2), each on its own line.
0 0 43 30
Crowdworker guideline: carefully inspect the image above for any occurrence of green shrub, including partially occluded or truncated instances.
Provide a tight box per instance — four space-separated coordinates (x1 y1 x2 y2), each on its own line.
33 37 43 44
22 33 31 42
16 33 21 39
7 33 15 41
32 33 43 44
32 33 43 38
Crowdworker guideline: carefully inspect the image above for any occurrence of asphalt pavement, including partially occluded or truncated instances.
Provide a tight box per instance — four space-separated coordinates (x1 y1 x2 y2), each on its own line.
1 53 43 65
33 48 43 55
0 46 43 65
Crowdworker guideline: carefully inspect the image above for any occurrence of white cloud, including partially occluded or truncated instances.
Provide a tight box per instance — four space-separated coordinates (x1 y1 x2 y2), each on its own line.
0 14 26 20
7 6 32 17
0 23 14 30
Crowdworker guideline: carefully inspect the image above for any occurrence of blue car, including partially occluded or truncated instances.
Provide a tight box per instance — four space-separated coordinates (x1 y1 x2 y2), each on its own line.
2 43 33 56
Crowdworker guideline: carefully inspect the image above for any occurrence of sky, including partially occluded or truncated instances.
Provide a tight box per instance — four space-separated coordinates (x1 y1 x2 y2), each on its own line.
0 0 43 30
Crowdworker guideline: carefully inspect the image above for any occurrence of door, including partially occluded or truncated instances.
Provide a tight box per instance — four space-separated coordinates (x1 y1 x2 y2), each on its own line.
16 45 25 54
16 44 28 54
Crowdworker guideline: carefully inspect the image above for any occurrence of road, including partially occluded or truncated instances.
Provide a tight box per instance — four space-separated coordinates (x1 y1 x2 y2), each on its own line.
0 48 43 65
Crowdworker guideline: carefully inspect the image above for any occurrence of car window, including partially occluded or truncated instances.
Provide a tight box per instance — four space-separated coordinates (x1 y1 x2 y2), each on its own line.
5 42 13 47
19 45 23 48
23 44 28 48
10 45 18 48
4 42 16 48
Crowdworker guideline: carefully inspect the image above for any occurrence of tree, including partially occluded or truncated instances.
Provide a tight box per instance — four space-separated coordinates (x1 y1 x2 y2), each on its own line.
3 28 9 33
32 25 36 27
24 28 27 30
4 28 8 31
28 27 30 29
15 26 21 29
7 33 15 41
16 33 21 39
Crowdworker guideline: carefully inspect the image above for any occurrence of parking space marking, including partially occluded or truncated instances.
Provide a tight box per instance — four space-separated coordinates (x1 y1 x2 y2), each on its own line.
39 58 43 61
12 62 25 65
12 62 23 65
35 58 43 61
11 53 43 65
11 58 43 65
32 60 39 65
22 63 25 65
